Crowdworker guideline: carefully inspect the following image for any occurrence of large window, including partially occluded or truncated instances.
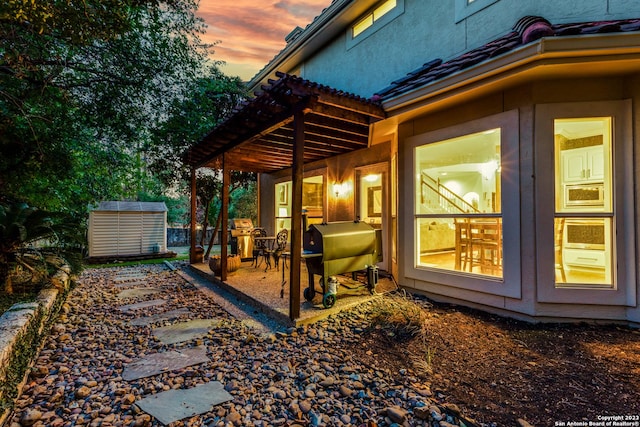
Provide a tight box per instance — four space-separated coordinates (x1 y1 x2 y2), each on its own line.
536 100 634 306
275 176 324 232
415 128 502 278
554 118 613 288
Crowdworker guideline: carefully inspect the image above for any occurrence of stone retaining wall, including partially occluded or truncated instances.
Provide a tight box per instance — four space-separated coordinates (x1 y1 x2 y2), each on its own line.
0 270 72 425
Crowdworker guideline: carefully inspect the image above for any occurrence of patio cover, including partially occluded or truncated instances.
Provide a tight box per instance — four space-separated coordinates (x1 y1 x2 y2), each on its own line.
185 72 385 320
185 72 385 172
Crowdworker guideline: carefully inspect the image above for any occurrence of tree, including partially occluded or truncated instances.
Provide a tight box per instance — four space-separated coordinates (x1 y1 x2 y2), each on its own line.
146 67 254 258
0 0 212 215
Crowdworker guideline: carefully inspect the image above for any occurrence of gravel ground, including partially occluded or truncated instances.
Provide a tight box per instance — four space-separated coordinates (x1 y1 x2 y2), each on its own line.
7 263 477 427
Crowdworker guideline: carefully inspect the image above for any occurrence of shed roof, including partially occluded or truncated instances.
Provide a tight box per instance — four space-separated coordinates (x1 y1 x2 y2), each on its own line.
185 72 385 173
92 201 168 212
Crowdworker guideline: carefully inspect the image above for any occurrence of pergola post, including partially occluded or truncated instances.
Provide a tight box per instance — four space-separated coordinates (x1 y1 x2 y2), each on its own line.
189 167 198 263
289 106 305 321
221 154 230 281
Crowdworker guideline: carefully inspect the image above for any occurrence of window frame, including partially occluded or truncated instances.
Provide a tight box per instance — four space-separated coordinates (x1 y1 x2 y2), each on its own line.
535 100 636 306
346 0 404 50
403 109 521 298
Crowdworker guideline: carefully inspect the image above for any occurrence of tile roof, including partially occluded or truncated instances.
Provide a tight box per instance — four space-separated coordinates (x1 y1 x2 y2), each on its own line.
374 16 640 101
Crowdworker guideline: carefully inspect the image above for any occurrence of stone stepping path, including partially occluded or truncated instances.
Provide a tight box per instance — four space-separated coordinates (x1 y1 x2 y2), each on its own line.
113 273 148 283
152 319 222 345
129 308 192 326
118 299 167 312
135 381 232 425
116 288 162 299
115 280 148 288
122 346 209 381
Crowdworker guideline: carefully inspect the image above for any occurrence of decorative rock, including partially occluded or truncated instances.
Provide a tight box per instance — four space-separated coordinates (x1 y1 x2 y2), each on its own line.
413 406 430 420
299 400 312 414
517 419 535 427
386 406 407 423
75 386 91 399
19 409 42 426
338 385 353 397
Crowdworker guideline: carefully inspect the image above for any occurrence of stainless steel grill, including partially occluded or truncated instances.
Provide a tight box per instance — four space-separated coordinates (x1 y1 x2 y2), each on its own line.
230 218 254 260
302 221 380 308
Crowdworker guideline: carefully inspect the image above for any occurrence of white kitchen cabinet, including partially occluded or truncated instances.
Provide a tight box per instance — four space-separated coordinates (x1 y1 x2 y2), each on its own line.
561 145 604 183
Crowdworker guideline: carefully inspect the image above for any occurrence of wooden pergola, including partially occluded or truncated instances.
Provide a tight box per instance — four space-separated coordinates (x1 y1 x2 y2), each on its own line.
185 72 385 320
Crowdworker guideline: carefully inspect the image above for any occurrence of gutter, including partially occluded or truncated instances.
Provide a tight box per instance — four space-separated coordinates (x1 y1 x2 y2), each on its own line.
381 32 640 115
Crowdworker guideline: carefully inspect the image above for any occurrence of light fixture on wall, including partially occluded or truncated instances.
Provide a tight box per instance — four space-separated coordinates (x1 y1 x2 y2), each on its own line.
332 181 350 197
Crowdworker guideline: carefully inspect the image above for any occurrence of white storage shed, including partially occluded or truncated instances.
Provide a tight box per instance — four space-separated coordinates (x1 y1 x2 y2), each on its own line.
88 201 167 258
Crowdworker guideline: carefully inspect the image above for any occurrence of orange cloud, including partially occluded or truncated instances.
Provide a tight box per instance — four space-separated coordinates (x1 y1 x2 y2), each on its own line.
197 0 330 80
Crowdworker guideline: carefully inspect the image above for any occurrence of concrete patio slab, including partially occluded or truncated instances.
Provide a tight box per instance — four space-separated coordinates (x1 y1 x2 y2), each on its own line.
152 319 222 345
116 288 162 299
135 381 232 425
122 346 209 381
129 308 192 326
118 299 167 312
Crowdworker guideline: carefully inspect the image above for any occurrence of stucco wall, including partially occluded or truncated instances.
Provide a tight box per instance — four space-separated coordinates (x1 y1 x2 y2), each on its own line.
293 0 640 97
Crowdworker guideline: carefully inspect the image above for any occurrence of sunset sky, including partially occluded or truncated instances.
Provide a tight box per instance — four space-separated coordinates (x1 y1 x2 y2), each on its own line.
197 0 332 81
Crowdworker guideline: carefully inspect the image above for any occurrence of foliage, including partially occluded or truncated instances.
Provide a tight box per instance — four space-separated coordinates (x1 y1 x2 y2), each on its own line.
147 67 248 191
0 0 212 216
0 200 84 294
229 181 257 223
368 291 430 341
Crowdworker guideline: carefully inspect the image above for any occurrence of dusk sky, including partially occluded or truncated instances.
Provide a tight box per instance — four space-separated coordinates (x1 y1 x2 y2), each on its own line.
197 0 332 81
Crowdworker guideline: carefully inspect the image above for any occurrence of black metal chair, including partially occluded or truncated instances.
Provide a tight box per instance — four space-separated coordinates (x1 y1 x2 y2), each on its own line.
265 229 288 272
251 228 267 268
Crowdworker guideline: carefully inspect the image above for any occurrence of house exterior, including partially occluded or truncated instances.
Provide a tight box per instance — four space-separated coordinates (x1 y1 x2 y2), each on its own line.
188 0 640 324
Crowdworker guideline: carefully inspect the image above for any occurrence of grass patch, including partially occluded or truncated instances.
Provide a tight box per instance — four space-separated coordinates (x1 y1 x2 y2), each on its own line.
88 254 188 269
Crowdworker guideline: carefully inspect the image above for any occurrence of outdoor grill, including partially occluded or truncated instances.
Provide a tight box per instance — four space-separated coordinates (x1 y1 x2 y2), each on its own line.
302 221 380 308
230 218 254 260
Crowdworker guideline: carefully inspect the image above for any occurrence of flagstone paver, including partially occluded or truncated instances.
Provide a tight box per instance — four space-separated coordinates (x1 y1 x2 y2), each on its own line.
116 288 162 299
129 308 192 326
118 298 167 312
135 381 232 425
122 346 209 381
152 318 222 345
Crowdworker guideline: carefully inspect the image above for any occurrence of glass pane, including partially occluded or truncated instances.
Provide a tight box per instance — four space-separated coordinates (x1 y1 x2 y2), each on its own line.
353 15 373 37
554 118 612 213
555 217 613 287
374 0 396 20
357 171 383 228
415 128 501 215
417 216 503 278
276 177 323 232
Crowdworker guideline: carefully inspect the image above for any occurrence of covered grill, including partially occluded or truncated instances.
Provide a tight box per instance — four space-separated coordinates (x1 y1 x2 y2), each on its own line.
230 218 254 260
303 221 380 308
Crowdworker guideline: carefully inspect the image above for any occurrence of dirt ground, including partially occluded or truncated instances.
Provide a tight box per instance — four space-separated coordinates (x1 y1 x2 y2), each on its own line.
343 298 640 426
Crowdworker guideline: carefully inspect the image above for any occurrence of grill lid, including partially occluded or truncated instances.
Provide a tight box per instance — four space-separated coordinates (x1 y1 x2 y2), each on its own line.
230 218 253 229
304 221 377 261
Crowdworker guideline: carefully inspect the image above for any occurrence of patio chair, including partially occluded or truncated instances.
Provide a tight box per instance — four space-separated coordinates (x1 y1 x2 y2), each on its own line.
265 229 288 272
251 228 267 268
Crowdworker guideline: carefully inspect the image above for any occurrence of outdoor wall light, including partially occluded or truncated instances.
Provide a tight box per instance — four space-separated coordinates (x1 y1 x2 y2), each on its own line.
333 181 350 197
